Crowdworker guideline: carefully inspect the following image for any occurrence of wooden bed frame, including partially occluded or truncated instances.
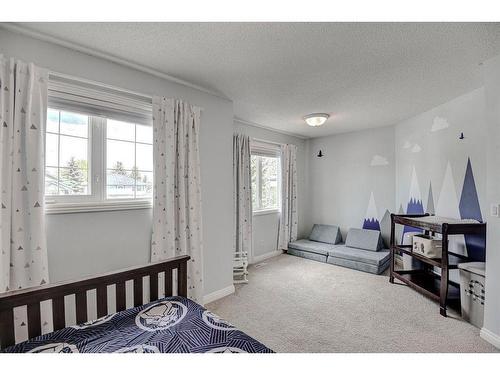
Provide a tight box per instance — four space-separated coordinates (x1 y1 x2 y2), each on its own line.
0 255 190 350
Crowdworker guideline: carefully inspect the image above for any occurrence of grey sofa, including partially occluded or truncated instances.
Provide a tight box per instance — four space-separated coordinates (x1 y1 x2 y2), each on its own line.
287 226 390 274
287 224 342 262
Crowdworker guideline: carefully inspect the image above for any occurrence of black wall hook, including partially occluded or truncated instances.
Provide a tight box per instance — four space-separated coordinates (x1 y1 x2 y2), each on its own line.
459 132 465 140
317 150 324 157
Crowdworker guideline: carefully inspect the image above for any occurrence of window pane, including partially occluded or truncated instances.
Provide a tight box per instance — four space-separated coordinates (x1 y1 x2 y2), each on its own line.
107 139 135 170
59 167 88 195
260 156 279 209
135 171 153 198
106 170 136 200
45 167 59 195
251 155 258 210
60 111 88 138
136 124 152 144
107 119 135 141
59 135 88 169
136 143 153 171
47 109 59 133
46 133 59 167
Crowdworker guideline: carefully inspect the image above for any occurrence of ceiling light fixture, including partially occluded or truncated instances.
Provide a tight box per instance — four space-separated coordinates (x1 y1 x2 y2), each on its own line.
303 113 329 127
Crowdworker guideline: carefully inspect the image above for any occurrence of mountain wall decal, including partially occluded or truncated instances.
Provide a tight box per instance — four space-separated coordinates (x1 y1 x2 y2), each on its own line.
459 158 485 261
362 192 380 231
363 218 381 231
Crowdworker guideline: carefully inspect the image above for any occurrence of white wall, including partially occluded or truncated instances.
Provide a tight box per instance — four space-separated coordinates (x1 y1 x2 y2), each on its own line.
233 121 308 260
483 54 500 347
306 126 396 240
0 29 234 297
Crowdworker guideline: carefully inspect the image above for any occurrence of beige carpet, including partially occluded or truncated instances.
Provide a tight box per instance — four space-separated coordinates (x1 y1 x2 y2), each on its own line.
207 254 498 353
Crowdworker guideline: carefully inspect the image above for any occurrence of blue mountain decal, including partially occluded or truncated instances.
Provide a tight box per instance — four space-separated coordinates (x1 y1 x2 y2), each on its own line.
459 158 485 261
363 218 380 231
402 198 424 239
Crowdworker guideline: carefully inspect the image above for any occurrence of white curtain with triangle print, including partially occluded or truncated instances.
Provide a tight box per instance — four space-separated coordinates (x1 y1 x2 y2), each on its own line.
278 144 298 250
0 56 51 340
0 56 49 293
151 97 203 304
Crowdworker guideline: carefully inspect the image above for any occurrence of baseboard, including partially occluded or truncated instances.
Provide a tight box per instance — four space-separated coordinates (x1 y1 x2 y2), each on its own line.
480 327 500 349
203 284 235 305
250 250 283 264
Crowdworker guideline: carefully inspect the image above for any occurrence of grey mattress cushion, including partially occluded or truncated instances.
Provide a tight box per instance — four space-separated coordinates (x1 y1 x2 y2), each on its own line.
308 224 342 245
327 256 390 274
345 228 383 251
287 248 328 263
288 239 338 256
327 245 390 266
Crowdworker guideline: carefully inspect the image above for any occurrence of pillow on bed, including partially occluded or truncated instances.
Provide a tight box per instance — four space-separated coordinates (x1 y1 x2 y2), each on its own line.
309 224 342 244
345 228 383 251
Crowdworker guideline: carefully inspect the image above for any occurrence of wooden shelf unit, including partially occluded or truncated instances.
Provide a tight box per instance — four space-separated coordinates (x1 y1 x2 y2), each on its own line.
389 213 486 317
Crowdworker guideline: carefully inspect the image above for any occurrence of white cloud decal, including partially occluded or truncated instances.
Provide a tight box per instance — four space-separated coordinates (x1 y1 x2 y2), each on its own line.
431 116 450 132
411 144 422 153
370 155 389 166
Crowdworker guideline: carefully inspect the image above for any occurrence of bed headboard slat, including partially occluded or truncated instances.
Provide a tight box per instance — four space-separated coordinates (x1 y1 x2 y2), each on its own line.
96 286 108 318
75 291 88 324
52 297 65 331
150 273 159 301
115 281 126 312
0 255 190 350
27 303 42 338
165 269 173 296
133 277 143 307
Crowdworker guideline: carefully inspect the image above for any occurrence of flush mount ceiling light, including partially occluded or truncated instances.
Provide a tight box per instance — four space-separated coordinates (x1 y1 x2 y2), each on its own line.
303 113 330 127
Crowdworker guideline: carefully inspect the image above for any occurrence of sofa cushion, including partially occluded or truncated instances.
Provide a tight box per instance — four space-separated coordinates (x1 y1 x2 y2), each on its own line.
345 228 383 251
287 248 328 263
288 239 338 256
327 256 390 274
309 224 342 245
327 245 390 266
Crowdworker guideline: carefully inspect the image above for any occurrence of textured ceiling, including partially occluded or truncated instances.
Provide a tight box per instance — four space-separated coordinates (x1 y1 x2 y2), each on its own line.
10 22 500 138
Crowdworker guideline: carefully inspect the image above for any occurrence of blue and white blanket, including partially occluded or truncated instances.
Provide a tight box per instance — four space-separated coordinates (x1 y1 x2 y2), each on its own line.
2 296 273 353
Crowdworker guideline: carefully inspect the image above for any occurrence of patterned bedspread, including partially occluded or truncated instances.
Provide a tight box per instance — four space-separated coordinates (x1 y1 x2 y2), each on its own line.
2 296 273 353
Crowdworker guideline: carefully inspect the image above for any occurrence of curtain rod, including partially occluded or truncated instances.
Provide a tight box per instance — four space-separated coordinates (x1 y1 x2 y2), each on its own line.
48 71 205 111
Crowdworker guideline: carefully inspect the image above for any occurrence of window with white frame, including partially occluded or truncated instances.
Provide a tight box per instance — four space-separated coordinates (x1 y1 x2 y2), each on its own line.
251 143 281 213
44 74 154 213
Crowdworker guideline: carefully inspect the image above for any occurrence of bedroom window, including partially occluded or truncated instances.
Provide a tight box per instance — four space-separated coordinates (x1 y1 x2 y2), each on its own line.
44 109 153 213
251 146 280 214
44 74 154 213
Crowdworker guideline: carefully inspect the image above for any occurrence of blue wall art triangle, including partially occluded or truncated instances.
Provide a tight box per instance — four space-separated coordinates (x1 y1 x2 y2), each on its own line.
402 167 424 241
402 198 424 238
362 192 380 231
459 158 485 261
363 218 380 231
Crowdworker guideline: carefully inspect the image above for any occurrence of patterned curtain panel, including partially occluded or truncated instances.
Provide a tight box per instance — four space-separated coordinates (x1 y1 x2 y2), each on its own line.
0 56 49 292
233 134 251 282
0 56 51 341
278 144 298 250
151 97 204 303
